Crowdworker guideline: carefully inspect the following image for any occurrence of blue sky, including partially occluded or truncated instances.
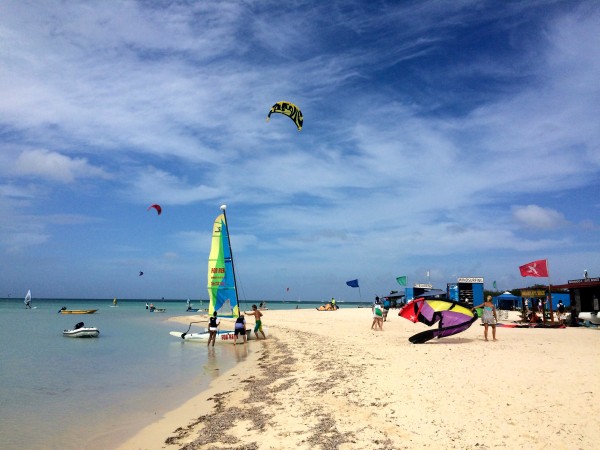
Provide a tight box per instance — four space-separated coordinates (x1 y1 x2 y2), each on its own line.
1 1 599 301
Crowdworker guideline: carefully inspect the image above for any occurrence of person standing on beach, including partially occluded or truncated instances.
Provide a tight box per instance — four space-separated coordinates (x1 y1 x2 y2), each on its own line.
557 300 566 326
382 296 391 321
207 311 220 346
244 304 266 340
233 314 247 345
473 296 498 341
371 297 383 330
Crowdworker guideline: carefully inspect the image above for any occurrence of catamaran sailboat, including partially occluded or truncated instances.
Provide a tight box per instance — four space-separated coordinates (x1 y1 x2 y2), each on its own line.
170 205 266 342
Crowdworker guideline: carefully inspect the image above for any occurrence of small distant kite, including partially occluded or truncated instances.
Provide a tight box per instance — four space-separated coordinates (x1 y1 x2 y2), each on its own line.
139 271 144 276
266 101 303 131
147 204 162 215
398 296 478 344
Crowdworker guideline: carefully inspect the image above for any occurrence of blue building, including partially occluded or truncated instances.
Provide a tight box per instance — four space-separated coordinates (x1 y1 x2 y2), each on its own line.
447 277 484 305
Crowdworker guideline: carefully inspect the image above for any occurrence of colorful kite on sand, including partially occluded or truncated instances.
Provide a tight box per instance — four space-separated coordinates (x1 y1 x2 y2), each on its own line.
398 297 478 344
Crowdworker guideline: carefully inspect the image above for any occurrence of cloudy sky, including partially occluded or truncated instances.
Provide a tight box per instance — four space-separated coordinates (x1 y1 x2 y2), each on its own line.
1 0 598 301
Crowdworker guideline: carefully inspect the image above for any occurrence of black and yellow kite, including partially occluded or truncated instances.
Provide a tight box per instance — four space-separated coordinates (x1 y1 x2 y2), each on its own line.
266 101 303 131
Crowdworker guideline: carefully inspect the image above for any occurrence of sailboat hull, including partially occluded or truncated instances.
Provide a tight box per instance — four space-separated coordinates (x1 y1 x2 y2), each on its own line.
170 328 268 342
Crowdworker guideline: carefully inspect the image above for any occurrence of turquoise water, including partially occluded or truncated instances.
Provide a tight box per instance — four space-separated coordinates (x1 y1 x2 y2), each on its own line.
0 298 361 449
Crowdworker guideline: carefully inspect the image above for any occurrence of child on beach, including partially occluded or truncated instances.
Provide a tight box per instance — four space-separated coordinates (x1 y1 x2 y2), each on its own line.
207 311 220 346
473 296 498 341
244 304 266 340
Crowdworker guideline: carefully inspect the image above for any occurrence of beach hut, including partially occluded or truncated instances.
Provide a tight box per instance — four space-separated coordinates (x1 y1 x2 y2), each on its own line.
493 291 522 310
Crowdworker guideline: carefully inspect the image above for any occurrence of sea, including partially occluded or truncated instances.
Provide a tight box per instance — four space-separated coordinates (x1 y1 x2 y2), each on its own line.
0 298 365 450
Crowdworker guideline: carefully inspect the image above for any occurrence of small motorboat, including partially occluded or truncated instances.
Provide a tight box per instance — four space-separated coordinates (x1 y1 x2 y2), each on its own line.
58 307 98 314
63 322 100 338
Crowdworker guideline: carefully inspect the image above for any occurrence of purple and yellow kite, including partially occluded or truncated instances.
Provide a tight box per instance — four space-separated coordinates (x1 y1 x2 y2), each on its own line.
399 297 478 344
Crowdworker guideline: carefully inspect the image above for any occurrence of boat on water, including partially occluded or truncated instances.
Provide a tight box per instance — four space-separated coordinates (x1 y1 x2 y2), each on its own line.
58 307 98 314
146 303 166 312
171 205 253 342
24 289 33 309
63 322 100 338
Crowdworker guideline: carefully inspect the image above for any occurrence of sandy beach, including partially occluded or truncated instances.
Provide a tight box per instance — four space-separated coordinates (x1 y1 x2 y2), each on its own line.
119 307 599 450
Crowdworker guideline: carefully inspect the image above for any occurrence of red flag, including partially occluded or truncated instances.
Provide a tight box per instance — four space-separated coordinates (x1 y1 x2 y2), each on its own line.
519 259 549 277
398 299 425 323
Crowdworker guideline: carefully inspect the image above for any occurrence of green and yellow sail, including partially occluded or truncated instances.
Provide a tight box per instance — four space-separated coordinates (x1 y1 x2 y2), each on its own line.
207 207 240 317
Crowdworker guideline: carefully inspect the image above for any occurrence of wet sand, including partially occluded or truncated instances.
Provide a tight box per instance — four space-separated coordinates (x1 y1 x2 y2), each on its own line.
119 307 600 449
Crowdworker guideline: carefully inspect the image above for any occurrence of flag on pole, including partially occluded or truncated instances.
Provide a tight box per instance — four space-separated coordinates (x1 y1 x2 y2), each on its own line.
493 281 497 289
346 279 359 288
519 259 549 277
396 276 407 286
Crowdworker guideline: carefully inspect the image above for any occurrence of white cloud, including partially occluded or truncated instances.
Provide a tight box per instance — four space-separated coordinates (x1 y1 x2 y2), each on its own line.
14 150 110 183
512 205 568 229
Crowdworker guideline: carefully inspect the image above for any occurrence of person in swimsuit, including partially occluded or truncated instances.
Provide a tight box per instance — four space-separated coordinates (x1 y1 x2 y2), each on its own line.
207 311 220 346
234 314 247 345
473 296 498 341
244 304 266 340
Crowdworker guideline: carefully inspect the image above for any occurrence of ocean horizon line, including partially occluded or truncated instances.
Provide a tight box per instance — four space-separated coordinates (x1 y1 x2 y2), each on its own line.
0 297 371 304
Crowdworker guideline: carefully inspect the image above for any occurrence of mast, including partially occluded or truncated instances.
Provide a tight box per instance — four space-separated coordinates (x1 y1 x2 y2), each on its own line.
220 205 241 317
546 258 554 323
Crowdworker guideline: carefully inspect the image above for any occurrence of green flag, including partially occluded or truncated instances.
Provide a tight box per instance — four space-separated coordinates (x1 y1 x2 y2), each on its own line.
396 276 407 286
493 280 497 289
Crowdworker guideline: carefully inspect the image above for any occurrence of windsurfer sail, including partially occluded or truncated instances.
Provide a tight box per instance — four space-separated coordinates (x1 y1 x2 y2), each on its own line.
24 289 32 309
207 205 240 318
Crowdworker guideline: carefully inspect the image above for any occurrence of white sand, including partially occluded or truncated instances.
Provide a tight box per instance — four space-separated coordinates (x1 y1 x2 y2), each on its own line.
119 307 600 449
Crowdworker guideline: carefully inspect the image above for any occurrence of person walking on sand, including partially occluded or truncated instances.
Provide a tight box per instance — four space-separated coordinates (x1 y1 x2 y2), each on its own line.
245 304 266 340
233 314 247 345
473 296 498 341
371 297 384 331
207 311 220 346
